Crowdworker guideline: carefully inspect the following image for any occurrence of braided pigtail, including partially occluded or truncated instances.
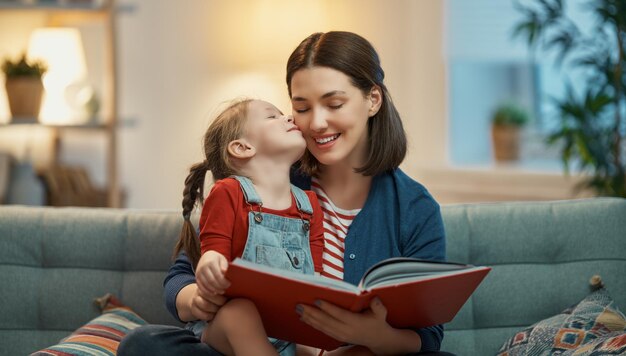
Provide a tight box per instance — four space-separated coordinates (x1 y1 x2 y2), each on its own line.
172 161 208 269
173 98 252 268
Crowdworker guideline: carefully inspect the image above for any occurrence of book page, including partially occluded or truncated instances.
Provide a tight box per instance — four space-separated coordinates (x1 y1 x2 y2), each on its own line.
360 258 472 289
231 258 360 293
363 266 487 289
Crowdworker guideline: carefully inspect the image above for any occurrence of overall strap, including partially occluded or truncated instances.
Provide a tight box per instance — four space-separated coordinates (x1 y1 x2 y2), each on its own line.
290 184 313 215
231 176 263 205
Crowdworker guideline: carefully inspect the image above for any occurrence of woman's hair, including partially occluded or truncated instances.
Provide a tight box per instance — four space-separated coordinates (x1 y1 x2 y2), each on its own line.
286 31 407 176
173 98 252 268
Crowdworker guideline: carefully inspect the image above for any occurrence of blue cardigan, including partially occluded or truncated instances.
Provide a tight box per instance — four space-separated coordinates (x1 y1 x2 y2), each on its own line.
165 168 447 352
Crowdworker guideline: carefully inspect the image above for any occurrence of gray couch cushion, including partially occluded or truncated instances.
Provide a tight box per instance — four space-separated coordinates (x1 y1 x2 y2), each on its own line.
0 207 183 353
441 198 626 354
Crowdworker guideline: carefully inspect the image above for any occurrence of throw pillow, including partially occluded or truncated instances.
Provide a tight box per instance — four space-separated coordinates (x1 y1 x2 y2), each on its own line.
497 286 626 356
31 294 147 356
565 332 626 355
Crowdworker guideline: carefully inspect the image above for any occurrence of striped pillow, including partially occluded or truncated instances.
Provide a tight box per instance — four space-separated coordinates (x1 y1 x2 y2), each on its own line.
31 294 147 356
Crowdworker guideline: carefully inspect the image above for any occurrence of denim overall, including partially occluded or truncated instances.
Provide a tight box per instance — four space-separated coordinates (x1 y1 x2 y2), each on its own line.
235 175 315 356
187 176 315 356
235 176 315 273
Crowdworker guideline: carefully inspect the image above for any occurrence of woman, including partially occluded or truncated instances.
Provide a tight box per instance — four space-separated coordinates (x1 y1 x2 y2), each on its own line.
119 31 450 356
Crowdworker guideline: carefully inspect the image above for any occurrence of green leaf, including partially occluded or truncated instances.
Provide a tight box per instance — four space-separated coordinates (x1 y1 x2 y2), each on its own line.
561 137 572 174
546 30 576 65
574 133 594 168
586 91 612 115
512 21 540 47
1 53 47 78
512 0 626 198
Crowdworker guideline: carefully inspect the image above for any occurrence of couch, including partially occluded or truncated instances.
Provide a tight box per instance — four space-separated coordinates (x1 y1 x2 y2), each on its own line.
1 198 624 355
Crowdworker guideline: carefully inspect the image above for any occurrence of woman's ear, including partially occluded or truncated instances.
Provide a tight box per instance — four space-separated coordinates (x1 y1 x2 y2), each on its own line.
227 139 256 159
368 85 383 117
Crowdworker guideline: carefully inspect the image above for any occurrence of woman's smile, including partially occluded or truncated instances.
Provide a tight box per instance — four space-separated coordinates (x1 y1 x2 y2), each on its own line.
314 133 340 146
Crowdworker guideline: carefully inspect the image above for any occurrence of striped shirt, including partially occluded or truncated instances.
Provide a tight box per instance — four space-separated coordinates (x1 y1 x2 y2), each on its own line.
311 178 361 280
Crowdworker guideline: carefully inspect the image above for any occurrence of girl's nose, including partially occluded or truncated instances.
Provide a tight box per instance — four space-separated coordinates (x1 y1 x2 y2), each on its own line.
285 115 294 123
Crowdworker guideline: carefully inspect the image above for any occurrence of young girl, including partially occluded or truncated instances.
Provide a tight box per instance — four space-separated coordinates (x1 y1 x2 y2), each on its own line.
175 98 324 356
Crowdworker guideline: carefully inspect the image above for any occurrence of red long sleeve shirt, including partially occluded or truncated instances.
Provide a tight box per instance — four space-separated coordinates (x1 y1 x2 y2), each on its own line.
199 178 324 273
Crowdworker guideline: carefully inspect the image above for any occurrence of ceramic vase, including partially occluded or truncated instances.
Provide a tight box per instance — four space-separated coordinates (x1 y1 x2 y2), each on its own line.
6 161 46 206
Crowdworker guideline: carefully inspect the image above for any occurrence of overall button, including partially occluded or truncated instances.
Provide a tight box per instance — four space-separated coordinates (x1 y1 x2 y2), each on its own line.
293 256 300 266
349 254 356 260
302 222 310 232
254 213 263 223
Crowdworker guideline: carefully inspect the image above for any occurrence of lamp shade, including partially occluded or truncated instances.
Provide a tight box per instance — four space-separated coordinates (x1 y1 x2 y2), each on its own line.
27 27 87 124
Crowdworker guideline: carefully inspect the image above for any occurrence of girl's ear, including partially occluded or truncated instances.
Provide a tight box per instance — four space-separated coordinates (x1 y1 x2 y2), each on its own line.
368 85 383 117
227 139 256 159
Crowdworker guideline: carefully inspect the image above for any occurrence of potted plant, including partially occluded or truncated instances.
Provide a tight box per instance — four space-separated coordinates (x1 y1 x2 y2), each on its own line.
513 0 625 197
2 53 47 121
491 102 530 161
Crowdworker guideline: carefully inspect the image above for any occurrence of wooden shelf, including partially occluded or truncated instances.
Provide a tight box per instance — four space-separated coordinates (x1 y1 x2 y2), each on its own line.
0 118 107 129
0 0 108 11
0 0 121 207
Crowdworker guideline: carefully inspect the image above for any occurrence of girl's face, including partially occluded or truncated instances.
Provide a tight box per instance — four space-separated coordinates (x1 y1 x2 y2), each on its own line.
290 67 378 169
244 100 306 158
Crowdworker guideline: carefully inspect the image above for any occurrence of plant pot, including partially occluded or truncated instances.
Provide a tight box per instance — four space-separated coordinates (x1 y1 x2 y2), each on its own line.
491 124 522 161
4 77 44 122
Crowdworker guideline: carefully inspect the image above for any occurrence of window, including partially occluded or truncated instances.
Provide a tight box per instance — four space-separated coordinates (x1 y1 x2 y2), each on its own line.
445 0 592 169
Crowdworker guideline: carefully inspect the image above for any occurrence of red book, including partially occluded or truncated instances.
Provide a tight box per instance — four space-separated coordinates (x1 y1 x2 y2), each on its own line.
224 257 490 350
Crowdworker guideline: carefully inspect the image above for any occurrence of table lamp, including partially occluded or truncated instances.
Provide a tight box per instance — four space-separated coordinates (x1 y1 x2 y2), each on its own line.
27 27 88 125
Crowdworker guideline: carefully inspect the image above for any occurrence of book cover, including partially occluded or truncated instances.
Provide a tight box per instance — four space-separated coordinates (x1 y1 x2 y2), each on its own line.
224 257 490 350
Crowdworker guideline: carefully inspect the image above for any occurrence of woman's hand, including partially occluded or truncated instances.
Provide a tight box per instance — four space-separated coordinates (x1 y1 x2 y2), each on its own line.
195 250 231 295
176 283 227 322
175 251 230 322
297 298 421 355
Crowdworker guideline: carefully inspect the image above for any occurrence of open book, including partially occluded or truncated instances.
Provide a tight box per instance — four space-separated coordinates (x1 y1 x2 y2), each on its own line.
224 257 490 350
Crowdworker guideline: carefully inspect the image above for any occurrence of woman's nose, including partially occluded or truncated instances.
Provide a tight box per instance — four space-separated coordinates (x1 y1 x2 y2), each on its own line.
310 110 328 132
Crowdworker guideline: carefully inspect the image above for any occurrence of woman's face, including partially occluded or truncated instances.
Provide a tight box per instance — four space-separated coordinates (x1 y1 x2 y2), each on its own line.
290 66 379 169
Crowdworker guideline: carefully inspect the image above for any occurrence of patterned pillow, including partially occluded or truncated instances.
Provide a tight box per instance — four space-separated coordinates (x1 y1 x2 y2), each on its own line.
565 332 626 355
497 287 626 356
31 294 147 356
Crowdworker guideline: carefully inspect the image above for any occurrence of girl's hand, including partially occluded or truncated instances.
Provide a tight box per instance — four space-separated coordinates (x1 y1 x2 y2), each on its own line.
195 251 231 295
297 298 421 355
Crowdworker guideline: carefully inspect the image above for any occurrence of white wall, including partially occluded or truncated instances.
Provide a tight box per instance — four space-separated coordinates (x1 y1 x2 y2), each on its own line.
1 1 589 208
116 0 447 208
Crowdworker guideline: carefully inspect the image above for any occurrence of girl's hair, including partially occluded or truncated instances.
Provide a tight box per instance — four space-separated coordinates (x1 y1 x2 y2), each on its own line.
286 31 407 176
173 98 252 268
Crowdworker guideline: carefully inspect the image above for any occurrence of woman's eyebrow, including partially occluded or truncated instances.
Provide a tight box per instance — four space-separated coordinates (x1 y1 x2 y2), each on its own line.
321 90 346 99
291 90 347 102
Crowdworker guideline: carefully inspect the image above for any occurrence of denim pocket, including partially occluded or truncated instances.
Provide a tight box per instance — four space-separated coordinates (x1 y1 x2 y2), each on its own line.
256 245 305 271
